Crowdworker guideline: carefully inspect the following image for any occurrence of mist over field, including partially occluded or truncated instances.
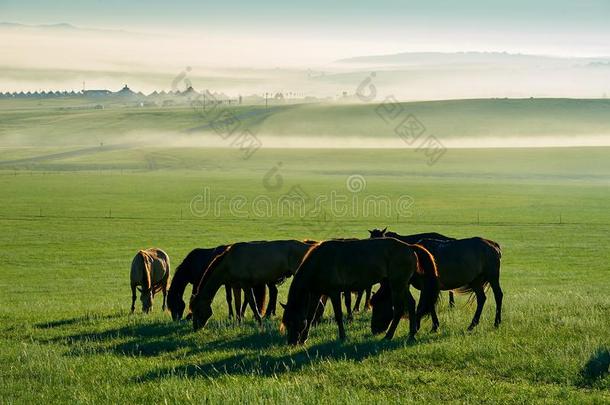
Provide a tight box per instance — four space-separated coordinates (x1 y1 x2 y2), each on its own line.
1 22 610 100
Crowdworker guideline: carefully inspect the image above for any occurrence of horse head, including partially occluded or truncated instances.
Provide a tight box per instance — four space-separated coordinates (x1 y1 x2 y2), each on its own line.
368 227 388 238
370 285 393 334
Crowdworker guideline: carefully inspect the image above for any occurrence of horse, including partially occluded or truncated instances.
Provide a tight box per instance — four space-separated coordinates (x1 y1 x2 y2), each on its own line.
190 240 313 331
371 237 503 333
130 248 170 313
167 246 267 321
280 238 439 345
368 228 457 305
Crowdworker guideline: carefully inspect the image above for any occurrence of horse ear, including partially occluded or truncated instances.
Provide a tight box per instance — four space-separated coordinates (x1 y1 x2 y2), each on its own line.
368 230 373 234
280 302 287 310
382 226 387 233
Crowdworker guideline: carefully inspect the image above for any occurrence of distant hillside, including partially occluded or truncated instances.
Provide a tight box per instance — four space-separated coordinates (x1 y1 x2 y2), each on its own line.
336 51 610 68
1 98 609 147
251 98 610 139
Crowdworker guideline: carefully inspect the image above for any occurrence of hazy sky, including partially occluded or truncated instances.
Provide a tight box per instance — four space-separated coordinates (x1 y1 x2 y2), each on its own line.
2 0 610 58
1 1 609 97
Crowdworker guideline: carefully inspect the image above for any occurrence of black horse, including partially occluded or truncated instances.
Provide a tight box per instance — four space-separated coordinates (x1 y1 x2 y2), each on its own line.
368 227 457 306
371 237 503 333
167 247 271 321
281 238 439 345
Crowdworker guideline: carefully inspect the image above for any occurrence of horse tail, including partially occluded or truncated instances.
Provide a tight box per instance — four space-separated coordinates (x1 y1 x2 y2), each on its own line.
253 285 267 315
135 250 152 294
482 238 502 259
410 244 440 317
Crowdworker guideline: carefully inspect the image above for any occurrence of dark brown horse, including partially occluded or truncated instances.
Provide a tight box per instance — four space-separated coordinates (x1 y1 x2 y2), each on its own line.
369 228 457 305
280 238 439 345
167 246 267 321
190 240 313 331
371 237 503 333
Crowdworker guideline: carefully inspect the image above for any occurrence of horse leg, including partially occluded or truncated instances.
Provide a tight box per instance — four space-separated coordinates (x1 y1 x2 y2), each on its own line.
233 287 242 322
405 288 417 343
245 288 263 326
353 290 363 313
265 284 278 318
329 292 346 340
130 285 136 313
226 285 234 319
311 295 327 325
449 291 455 308
364 286 372 311
430 306 439 333
467 285 487 331
344 292 353 321
240 289 249 317
384 284 413 341
490 279 503 327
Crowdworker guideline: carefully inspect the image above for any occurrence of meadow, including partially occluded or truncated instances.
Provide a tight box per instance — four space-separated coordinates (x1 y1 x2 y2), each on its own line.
0 100 609 404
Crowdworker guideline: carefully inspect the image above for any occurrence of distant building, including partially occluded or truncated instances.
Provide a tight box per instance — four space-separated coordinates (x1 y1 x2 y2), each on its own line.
83 89 112 97
115 84 136 97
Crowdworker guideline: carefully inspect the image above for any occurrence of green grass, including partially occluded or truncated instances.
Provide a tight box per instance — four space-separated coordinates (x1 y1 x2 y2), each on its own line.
0 143 609 403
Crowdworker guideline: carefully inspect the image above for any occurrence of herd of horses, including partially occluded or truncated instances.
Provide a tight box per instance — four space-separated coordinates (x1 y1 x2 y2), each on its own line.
129 228 503 345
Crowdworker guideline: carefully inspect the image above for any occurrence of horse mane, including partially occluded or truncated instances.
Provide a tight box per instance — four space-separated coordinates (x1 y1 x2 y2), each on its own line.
409 244 438 277
280 242 321 333
297 241 322 269
193 245 232 299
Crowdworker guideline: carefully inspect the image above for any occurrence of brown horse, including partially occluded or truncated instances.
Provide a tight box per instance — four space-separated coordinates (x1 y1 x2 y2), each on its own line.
130 248 170 313
190 240 313 331
371 237 503 333
167 246 268 321
280 238 439 345
369 228 457 305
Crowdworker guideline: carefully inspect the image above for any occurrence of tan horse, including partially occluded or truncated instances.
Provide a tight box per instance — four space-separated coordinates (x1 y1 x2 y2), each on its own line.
130 248 170 313
190 240 312 331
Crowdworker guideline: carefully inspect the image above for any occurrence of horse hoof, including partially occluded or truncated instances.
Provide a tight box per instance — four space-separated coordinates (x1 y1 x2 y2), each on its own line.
406 336 417 345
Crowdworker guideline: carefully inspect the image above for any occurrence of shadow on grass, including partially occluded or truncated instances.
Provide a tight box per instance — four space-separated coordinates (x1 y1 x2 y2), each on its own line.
137 337 407 381
35 312 125 329
41 318 193 357
577 347 610 388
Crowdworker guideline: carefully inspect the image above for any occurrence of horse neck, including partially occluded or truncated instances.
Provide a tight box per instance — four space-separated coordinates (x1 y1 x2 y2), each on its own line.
289 243 312 272
195 261 227 305
169 264 190 297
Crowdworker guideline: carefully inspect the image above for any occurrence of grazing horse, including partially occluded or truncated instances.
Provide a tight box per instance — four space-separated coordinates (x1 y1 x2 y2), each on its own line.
130 248 170 313
371 237 503 333
167 246 267 321
280 238 439 345
368 228 457 305
190 240 313 331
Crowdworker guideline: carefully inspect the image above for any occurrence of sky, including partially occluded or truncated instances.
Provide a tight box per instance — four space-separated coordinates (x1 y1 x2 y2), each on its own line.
2 0 610 58
1 1 609 97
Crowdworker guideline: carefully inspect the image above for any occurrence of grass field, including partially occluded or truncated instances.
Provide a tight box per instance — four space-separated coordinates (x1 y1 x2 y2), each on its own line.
0 101 609 403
